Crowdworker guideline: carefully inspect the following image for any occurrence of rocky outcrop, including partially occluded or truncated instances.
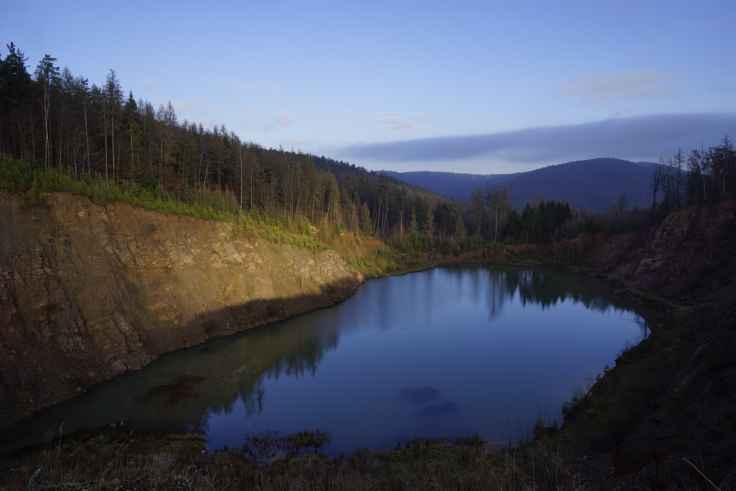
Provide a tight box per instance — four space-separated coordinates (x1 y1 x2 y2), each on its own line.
557 202 736 483
539 201 736 304
593 201 736 301
0 193 362 424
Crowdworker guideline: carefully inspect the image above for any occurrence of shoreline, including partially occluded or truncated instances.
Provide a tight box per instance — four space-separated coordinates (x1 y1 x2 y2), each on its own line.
2 254 654 458
2 197 733 487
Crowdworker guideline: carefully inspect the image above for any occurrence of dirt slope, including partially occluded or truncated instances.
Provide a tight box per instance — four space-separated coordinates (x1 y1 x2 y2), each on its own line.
560 202 736 484
591 201 736 302
0 193 362 424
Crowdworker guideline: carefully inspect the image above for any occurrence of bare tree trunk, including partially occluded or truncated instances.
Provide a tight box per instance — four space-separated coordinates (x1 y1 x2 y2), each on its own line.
702 172 707 203
28 113 36 163
84 104 90 176
239 146 244 210
203 156 208 188
104 110 109 181
111 115 116 182
42 83 50 169
159 140 164 187
57 122 62 169
494 207 499 242
399 210 404 239
72 140 77 177
130 131 134 179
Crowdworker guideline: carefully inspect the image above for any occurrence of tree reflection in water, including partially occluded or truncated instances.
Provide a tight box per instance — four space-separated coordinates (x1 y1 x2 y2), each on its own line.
1 266 648 456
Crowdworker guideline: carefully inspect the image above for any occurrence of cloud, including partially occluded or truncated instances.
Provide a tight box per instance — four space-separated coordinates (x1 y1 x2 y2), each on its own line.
340 113 736 166
561 71 669 101
264 113 293 132
378 114 415 131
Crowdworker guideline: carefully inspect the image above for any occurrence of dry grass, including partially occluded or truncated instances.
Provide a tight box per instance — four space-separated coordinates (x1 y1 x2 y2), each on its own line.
2 430 590 491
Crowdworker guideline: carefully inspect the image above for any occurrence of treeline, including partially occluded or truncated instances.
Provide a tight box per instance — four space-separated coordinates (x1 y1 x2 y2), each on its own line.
465 188 573 243
0 42 619 247
0 42 456 241
464 139 736 243
5 42 728 248
652 139 736 213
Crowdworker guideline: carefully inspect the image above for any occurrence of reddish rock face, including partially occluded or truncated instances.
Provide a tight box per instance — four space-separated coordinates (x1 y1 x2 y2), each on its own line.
589 201 736 301
0 193 362 424
477 200 735 306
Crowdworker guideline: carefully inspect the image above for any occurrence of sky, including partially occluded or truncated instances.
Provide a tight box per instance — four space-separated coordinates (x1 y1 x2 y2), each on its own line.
2 0 735 173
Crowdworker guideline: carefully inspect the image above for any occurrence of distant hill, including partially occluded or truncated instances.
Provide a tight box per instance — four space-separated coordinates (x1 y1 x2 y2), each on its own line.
312 155 447 204
383 158 659 211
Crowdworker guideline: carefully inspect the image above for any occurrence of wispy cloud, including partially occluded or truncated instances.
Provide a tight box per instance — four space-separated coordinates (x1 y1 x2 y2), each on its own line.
378 113 415 131
561 71 670 102
340 113 736 166
264 113 293 132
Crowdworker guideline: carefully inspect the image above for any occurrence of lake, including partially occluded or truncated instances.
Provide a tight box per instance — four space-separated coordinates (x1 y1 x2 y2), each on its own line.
1 266 648 455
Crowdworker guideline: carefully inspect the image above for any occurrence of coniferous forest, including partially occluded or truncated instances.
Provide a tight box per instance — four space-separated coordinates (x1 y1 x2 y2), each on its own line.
1 42 734 247
0 43 454 242
2 5 736 485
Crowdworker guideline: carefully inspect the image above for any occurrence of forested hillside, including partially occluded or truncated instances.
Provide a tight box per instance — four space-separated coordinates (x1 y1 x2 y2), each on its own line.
385 158 660 211
2 42 734 248
0 43 454 241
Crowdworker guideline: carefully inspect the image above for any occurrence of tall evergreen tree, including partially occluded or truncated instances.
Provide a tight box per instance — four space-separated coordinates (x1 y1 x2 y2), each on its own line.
34 54 59 168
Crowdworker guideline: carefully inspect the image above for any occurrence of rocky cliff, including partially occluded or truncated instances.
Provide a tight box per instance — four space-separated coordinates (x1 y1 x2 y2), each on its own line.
556 202 736 483
590 200 736 302
0 192 362 424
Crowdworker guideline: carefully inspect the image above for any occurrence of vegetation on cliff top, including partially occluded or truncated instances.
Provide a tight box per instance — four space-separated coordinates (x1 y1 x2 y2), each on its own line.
0 154 492 273
11 42 735 252
1 156 330 251
3 39 736 489
0 41 454 246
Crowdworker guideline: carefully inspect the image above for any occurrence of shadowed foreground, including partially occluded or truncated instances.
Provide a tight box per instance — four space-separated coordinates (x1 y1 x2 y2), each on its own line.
0 430 582 490
1 428 722 491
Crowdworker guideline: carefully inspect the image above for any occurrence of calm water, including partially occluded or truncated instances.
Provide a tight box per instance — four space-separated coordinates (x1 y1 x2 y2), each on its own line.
2 266 647 455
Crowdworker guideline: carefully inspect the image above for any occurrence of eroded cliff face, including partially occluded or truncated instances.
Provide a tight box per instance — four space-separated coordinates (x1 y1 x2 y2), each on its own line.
591 201 736 301
556 203 736 481
0 193 362 424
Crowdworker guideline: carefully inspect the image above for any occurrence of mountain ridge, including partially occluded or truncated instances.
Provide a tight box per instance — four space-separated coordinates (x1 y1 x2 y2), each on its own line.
382 158 660 211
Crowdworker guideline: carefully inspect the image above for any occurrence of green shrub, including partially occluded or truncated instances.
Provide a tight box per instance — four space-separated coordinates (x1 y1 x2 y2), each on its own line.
0 157 33 192
0 160 330 250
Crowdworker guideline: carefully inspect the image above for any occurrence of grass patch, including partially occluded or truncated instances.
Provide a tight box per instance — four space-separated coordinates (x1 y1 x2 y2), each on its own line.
0 157 34 193
0 157 328 251
0 429 587 491
345 245 404 277
237 212 326 251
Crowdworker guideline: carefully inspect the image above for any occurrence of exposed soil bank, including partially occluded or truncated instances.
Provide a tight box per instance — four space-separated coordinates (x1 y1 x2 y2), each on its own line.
457 202 736 485
554 202 736 485
1 197 734 488
482 201 736 305
0 193 362 424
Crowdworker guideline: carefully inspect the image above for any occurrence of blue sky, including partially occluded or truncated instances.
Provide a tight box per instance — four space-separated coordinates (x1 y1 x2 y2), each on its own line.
2 0 735 172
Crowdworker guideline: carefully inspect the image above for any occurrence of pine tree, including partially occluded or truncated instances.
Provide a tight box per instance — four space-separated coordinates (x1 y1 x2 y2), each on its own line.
409 206 418 236
360 202 373 235
124 92 140 179
35 54 60 168
103 70 122 181
454 214 466 241
0 43 32 159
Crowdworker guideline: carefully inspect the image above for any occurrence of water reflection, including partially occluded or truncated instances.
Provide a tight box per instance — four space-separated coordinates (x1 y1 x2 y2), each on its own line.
1 266 647 455
399 386 442 405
